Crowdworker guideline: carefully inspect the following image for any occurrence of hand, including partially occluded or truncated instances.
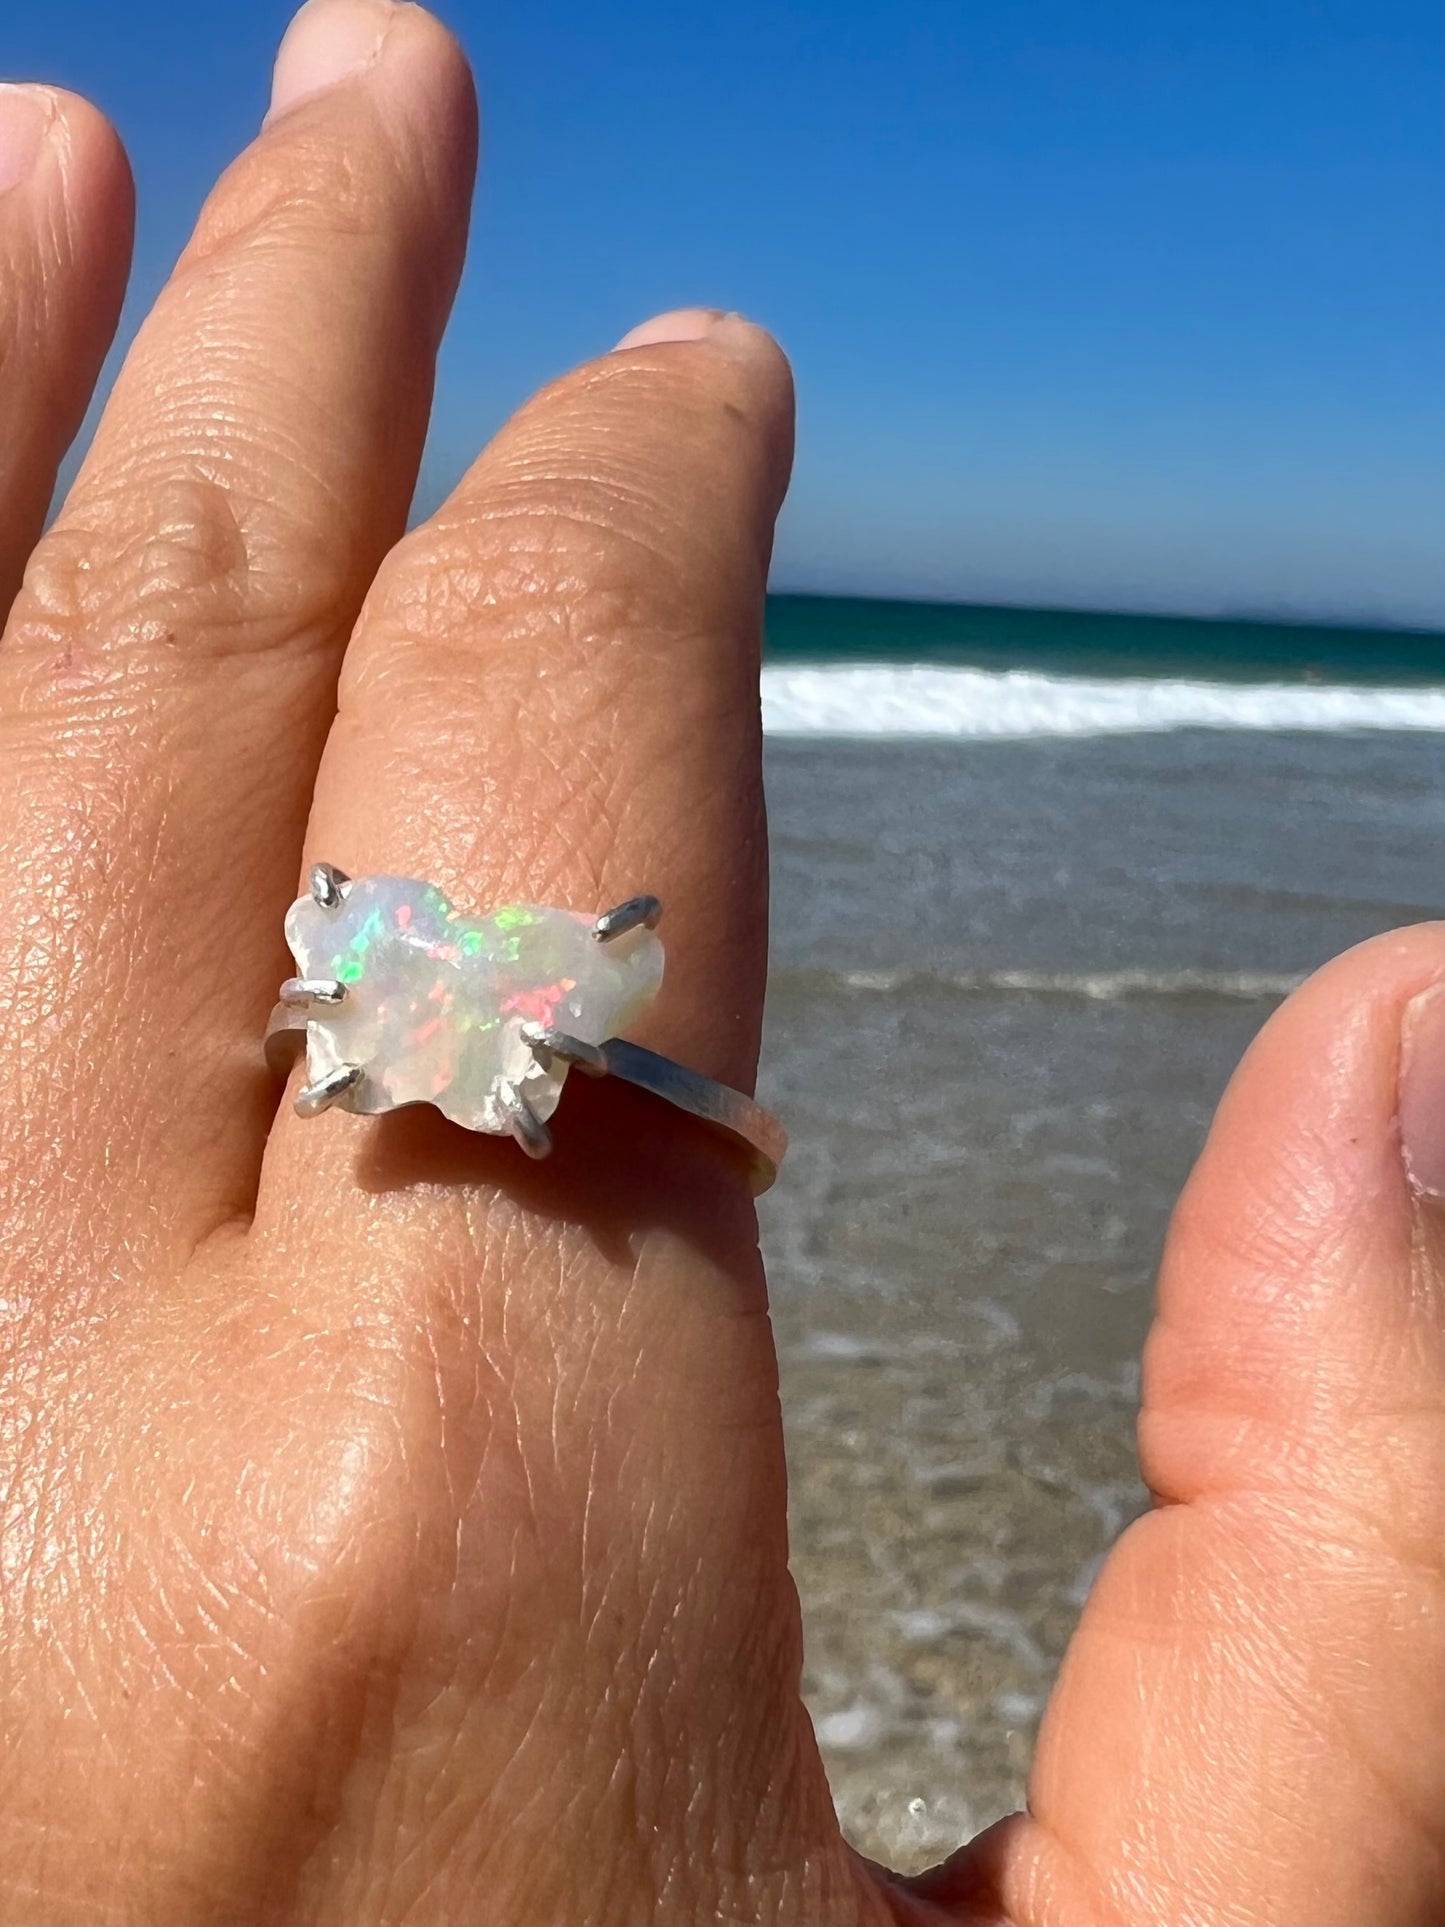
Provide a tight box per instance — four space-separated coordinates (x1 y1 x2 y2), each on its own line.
1 6 1442 1923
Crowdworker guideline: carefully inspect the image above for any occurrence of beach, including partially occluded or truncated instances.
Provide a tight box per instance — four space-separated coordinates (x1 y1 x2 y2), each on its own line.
754 623 1443 1870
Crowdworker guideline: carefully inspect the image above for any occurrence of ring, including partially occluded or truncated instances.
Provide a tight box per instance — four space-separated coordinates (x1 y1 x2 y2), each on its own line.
264 865 787 1194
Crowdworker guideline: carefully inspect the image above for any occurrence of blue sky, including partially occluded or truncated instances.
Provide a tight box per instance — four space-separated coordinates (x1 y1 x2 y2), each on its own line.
7 0 1444 625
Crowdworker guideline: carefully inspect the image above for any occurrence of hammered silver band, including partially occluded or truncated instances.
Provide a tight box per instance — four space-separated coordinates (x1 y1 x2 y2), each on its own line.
265 1004 786 1193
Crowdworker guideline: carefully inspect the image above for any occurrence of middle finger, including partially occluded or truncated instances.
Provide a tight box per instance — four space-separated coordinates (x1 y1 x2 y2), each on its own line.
0 0 476 1260
255 312 812 1922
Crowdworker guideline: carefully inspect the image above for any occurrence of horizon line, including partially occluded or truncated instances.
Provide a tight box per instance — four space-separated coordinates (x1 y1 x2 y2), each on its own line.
765 587 1445 641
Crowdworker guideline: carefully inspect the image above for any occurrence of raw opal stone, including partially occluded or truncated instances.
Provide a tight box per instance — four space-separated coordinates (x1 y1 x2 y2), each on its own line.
284 875 664 1132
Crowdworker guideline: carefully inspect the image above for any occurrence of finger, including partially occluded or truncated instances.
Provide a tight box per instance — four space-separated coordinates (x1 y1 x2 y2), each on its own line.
256 317 874 1922
0 86 132 621
0 2 476 1260
931 925 1445 1925
306 304 791 1089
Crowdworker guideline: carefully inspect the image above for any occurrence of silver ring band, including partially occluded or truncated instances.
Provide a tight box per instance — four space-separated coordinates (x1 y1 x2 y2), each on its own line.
264 1005 785 1193
264 866 786 1194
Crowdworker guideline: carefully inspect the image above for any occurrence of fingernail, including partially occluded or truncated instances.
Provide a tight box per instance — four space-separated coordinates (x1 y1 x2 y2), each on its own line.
612 308 733 351
269 0 396 121
1400 982 1445 1199
0 85 48 193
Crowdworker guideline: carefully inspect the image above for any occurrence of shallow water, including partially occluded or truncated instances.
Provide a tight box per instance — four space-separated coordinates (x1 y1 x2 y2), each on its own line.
758 730 1442 1869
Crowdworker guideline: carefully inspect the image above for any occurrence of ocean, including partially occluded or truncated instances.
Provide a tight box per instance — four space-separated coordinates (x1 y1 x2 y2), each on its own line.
756 595 1445 1870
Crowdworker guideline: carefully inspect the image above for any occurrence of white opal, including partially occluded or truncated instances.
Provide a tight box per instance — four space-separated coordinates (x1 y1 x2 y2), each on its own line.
284 876 664 1132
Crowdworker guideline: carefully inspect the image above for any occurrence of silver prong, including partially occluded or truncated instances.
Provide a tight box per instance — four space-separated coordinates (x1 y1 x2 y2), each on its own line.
520 1022 609 1078
281 976 348 1009
294 1063 363 1118
593 894 662 942
309 862 352 911
497 1080 552 1160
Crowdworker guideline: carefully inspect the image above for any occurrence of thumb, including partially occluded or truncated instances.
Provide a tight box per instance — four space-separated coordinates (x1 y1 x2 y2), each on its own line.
931 924 1445 1925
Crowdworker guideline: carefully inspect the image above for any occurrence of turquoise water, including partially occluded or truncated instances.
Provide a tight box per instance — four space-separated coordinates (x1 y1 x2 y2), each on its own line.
765 592 1445 684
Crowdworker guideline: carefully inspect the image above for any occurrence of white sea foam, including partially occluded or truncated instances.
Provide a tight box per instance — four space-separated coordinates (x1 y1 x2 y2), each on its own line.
760 663 1445 739
784 964 1306 1003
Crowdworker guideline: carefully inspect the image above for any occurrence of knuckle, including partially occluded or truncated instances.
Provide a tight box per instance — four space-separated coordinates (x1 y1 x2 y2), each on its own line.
5 473 342 685
521 344 787 493
476 358 775 595
181 119 386 270
358 487 711 714
346 510 673 725
491 477 695 606
505 393 706 560
527 346 759 446
340 340 786 726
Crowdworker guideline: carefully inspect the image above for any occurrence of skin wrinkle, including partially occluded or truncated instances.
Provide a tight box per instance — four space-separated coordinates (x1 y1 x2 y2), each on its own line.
168 1365 438 1917
185 61 454 293
0 775 159 1160
438 494 755 607
1144 1398 1428 1528
1326 1644 1445 1875
2 201 70 414
0 95 133 627
1145 1205 1444 1522
18 1264 423 1911
1177 1565 1437 1914
0 760 271 1264
1407 1207 1445 1326
352 544 729 690
273 1109 816 1919
18 474 357 670
1032 1233 1445 1911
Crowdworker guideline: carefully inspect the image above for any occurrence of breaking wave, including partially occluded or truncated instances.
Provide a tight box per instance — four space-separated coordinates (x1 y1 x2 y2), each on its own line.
760 664 1445 739
778 965 1306 1004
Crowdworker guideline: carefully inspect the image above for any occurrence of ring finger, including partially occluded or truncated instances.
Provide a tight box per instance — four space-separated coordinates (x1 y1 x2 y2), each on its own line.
254 313 852 1922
